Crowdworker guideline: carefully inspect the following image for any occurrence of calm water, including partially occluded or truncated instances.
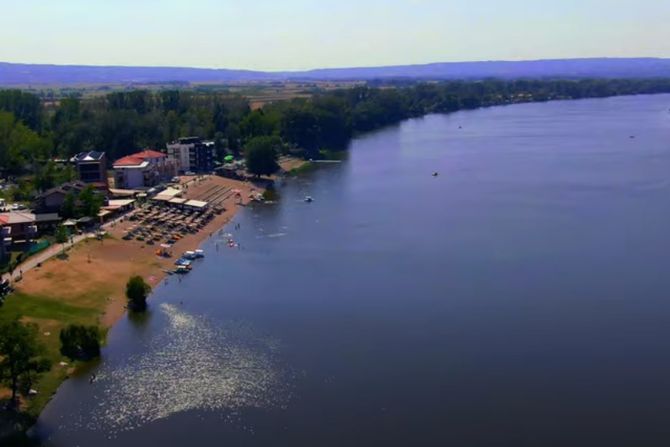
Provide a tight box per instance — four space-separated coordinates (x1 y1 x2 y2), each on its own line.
36 95 670 446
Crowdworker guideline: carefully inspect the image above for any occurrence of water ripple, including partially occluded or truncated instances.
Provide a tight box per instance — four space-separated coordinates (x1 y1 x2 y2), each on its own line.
82 303 288 433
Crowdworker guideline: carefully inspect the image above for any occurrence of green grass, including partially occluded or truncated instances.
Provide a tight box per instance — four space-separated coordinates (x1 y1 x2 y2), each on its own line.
318 149 348 160
0 292 103 417
288 161 315 176
0 293 98 323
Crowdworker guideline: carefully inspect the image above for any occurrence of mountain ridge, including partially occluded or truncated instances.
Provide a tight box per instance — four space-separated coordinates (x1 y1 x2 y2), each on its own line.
2 57 670 86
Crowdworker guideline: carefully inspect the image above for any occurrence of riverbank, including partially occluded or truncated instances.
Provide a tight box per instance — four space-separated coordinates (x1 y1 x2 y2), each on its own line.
0 175 259 419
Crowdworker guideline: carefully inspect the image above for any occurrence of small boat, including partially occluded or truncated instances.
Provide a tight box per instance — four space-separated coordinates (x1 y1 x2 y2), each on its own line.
194 249 205 258
174 265 190 274
304 196 313 203
432 172 439 177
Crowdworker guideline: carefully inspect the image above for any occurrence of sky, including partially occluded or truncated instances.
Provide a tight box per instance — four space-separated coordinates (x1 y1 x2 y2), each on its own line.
1 0 668 70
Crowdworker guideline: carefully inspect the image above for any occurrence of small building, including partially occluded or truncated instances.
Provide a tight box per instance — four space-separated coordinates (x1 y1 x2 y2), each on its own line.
152 187 183 203
34 181 88 214
113 150 177 189
71 151 108 188
34 213 62 233
0 221 8 259
0 212 61 244
101 199 135 217
184 199 209 211
166 137 216 174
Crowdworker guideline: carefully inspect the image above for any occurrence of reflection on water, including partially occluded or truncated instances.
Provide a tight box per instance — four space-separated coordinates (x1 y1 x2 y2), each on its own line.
73 304 289 435
38 95 670 446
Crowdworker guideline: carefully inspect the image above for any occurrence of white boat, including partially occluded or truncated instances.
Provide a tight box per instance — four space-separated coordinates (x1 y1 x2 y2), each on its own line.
183 251 197 260
304 196 313 202
194 249 205 258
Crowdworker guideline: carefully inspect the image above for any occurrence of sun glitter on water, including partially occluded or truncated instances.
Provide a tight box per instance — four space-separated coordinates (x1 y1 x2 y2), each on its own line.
81 303 289 433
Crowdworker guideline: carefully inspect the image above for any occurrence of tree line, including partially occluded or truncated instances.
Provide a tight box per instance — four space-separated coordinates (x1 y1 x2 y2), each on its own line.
2 78 670 181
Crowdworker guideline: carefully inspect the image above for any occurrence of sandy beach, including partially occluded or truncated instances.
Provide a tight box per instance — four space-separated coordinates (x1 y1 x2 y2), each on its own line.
15 175 259 328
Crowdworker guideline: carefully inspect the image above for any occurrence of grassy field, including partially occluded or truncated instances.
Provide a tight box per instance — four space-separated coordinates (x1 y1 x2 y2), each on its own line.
0 291 105 416
0 241 115 416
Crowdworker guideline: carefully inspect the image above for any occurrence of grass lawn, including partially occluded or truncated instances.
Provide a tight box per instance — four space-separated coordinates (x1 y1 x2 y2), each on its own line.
0 290 107 417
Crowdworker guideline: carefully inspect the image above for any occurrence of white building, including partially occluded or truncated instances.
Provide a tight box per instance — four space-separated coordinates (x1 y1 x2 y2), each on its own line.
113 150 177 189
165 137 216 173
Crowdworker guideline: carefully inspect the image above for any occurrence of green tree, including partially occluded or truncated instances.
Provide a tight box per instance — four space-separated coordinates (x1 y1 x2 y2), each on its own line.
0 89 43 130
0 320 51 409
77 185 104 218
244 136 280 177
239 109 280 140
60 192 76 219
126 275 151 312
0 111 52 176
55 225 69 243
59 324 101 360
280 104 320 158
225 122 241 156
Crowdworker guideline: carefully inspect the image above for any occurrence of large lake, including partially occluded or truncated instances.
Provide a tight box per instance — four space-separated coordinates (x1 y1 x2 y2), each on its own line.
37 95 670 446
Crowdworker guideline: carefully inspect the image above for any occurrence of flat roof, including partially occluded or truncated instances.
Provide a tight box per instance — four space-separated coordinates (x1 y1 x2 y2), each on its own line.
108 188 141 196
34 213 61 222
168 197 188 204
153 187 182 201
108 199 135 207
184 200 208 209
158 187 181 197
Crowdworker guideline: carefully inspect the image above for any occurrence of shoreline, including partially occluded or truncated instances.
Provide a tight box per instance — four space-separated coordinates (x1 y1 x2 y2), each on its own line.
0 175 261 418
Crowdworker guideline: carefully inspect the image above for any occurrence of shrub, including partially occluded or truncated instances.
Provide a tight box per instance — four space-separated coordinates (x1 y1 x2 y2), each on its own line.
126 275 151 312
59 324 101 360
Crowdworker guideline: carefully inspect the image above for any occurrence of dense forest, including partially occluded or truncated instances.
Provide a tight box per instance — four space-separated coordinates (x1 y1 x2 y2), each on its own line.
2 78 670 196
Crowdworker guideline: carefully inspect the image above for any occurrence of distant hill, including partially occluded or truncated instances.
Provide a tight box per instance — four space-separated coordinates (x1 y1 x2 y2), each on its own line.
2 58 670 86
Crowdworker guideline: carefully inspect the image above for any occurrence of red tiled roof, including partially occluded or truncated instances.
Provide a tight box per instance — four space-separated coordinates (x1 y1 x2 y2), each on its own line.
114 149 166 166
0 215 8 225
114 155 145 167
134 150 166 159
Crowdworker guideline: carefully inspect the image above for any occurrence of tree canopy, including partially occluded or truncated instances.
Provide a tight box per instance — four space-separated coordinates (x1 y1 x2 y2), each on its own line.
59 324 102 360
55 224 69 243
244 136 280 177
126 275 151 312
3 78 670 186
0 320 51 408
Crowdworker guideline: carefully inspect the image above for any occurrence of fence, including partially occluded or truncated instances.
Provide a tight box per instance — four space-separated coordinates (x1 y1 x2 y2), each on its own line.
26 239 51 256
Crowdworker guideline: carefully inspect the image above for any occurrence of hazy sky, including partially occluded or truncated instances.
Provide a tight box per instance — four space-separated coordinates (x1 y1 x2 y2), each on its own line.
2 0 668 70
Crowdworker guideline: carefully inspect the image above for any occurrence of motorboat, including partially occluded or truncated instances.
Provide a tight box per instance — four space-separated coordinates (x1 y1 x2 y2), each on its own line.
174 265 190 274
